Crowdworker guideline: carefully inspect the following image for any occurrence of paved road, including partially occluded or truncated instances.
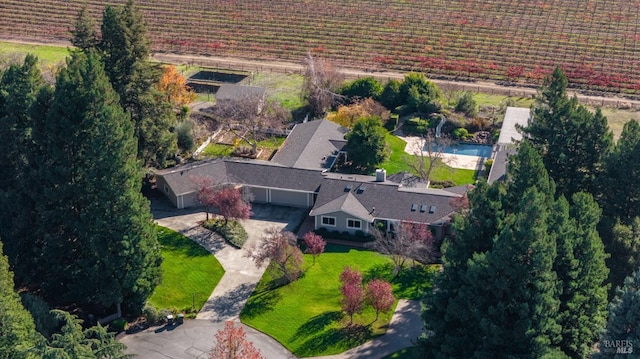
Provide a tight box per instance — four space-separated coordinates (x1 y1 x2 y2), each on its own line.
121 203 422 358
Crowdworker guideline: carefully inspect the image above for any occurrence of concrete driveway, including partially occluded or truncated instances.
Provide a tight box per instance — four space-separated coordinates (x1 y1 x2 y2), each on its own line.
122 200 423 358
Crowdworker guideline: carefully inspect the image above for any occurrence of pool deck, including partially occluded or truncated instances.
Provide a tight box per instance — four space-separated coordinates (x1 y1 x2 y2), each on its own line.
400 135 488 170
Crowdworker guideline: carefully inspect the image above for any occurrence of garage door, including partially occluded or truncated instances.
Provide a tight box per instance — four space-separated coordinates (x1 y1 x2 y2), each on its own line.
249 187 268 203
270 189 310 207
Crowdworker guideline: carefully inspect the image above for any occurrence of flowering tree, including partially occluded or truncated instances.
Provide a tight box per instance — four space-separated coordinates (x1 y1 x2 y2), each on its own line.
365 279 396 321
245 228 304 284
212 187 252 225
192 176 216 220
340 266 364 324
210 321 264 359
303 232 326 265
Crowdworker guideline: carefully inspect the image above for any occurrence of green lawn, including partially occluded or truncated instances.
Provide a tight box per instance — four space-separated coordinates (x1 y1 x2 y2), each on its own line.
148 225 224 313
0 41 69 67
381 133 476 186
240 245 436 357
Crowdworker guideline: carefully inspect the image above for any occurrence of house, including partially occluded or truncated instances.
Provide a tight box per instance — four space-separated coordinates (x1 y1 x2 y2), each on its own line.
271 119 348 171
309 170 459 240
155 119 466 240
487 107 531 184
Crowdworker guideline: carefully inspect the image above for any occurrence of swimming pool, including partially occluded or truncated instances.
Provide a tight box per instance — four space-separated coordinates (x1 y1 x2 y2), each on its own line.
437 143 493 157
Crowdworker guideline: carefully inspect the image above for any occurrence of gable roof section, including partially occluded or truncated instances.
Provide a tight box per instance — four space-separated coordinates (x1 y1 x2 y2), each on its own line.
311 177 459 224
154 158 228 196
271 119 348 170
309 192 374 222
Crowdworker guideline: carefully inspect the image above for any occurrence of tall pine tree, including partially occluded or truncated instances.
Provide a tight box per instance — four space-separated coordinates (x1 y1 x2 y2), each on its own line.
69 5 98 51
0 54 46 281
31 50 162 314
554 193 609 358
523 67 612 198
96 0 177 168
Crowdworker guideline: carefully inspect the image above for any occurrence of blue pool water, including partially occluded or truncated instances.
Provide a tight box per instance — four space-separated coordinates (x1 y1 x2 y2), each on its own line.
441 144 493 157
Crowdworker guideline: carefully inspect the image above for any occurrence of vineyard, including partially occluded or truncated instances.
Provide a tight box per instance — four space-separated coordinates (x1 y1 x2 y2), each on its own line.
1 0 640 94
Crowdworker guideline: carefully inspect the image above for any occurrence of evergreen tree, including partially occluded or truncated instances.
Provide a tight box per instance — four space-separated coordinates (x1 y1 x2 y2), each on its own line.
70 5 98 51
97 1 177 168
345 116 387 171
469 188 560 358
603 218 640 299
31 51 162 313
0 241 42 359
554 193 609 358
0 54 46 280
523 67 612 198
595 270 640 359
599 120 640 222
421 181 503 358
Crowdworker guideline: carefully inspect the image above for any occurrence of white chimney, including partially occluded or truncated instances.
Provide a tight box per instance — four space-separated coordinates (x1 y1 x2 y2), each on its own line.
375 169 386 182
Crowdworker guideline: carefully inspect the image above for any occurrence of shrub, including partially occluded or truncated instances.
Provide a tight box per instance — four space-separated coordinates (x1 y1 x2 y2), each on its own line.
430 180 457 188
484 158 494 172
455 91 478 117
142 303 161 324
453 127 470 140
380 79 402 110
20 294 58 338
384 114 399 131
203 218 249 248
232 145 254 158
340 76 383 102
176 121 194 152
111 318 128 332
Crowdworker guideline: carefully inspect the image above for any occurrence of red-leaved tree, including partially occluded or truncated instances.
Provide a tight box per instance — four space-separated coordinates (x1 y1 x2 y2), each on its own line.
192 176 216 220
365 279 396 321
245 228 304 284
212 187 252 225
210 321 264 359
303 232 326 265
340 266 364 324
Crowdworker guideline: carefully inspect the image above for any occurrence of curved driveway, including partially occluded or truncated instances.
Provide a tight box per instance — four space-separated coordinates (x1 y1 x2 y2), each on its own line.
120 203 422 358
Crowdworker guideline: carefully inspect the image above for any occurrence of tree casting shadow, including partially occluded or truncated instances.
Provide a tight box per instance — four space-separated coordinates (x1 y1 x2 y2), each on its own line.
288 311 343 343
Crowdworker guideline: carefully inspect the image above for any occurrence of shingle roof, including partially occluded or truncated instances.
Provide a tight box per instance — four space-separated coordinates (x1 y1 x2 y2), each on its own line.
311 177 460 224
215 84 266 102
155 158 324 196
309 192 374 222
271 119 348 170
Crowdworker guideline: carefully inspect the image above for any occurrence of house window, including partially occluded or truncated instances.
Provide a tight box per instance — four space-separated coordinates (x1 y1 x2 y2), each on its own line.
347 219 361 229
321 216 336 226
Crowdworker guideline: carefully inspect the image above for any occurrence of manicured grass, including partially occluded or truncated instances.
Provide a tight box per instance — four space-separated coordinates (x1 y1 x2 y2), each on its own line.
381 133 476 186
148 225 224 313
0 41 69 67
240 245 435 357
381 346 422 359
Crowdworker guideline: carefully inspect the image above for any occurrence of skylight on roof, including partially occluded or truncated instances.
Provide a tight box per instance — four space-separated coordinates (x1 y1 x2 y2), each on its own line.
411 203 418 211
420 204 427 213
357 185 366 193
429 205 436 213
344 185 352 192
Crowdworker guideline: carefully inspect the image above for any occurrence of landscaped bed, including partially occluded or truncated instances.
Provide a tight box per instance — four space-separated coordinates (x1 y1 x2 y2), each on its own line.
240 244 437 357
147 225 225 314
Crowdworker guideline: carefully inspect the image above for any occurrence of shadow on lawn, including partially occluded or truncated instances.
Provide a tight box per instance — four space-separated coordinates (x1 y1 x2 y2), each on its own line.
157 227 218 257
240 288 281 319
288 311 343 343
294 324 373 357
364 264 437 300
